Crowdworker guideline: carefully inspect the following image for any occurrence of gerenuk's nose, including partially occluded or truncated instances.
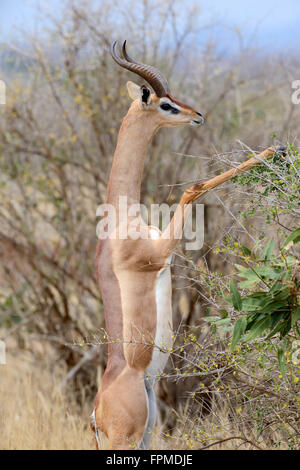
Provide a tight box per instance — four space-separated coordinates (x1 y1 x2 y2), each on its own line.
193 111 204 124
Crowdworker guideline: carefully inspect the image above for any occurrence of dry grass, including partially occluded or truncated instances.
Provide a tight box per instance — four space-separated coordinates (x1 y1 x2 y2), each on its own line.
0 352 296 450
0 353 172 450
0 354 94 450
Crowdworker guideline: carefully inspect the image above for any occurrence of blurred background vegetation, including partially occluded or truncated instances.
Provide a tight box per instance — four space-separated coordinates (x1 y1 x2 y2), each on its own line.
0 0 299 450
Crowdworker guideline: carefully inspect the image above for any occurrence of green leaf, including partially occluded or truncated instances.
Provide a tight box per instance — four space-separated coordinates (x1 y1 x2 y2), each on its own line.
220 309 228 318
259 238 275 260
235 264 249 273
269 282 289 296
260 300 290 314
292 307 300 327
220 326 234 333
270 312 285 329
238 279 259 289
277 348 286 375
271 287 290 301
215 318 231 326
266 312 288 339
236 265 282 285
242 293 268 312
11 314 21 324
4 296 13 307
236 266 262 288
266 320 286 340
245 313 264 331
280 319 292 338
255 267 281 279
230 280 242 311
243 316 271 341
241 245 251 256
203 316 220 323
231 317 247 351
283 226 300 248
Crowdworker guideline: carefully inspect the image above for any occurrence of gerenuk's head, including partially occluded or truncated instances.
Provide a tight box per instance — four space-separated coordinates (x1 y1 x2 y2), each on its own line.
111 40 205 129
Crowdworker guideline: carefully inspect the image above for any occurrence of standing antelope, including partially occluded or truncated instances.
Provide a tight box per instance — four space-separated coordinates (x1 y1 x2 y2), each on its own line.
90 40 278 450
90 39 204 450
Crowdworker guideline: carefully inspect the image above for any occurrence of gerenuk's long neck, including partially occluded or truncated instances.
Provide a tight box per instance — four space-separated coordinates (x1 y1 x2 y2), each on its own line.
106 103 157 207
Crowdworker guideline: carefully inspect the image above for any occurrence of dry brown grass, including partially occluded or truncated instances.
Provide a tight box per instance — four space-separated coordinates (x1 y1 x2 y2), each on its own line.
0 354 94 450
0 353 171 450
0 352 296 450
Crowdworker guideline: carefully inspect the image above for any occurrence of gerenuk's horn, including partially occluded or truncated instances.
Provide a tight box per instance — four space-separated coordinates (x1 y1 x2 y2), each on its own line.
110 40 170 98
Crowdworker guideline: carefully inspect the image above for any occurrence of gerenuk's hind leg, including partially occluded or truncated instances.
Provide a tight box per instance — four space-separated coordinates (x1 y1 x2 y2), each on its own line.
94 365 148 450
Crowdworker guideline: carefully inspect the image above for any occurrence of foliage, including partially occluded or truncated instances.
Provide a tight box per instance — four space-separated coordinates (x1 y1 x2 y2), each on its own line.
227 147 300 373
191 145 300 448
202 146 299 367
229 229 300 369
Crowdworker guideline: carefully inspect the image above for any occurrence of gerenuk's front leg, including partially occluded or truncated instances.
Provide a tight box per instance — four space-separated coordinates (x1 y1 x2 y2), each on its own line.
153 146 283 260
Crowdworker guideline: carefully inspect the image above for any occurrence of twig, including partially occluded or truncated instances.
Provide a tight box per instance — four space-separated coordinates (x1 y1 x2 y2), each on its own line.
60 345 100 388
198 435 263 450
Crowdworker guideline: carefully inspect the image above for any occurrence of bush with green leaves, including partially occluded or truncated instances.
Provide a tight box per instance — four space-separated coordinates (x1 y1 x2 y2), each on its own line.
203 144 300 374
229 227 300 373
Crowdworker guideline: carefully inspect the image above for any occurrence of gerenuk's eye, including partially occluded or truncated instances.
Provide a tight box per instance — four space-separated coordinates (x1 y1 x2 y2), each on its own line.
160 103 172 111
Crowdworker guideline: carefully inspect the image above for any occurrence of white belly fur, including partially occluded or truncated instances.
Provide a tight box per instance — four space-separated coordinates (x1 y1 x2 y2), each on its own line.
145 254 173 384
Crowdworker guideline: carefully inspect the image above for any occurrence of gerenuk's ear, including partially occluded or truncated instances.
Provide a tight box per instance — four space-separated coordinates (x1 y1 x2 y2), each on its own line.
126 81 142 100
126 81 151 106
140 85 151 105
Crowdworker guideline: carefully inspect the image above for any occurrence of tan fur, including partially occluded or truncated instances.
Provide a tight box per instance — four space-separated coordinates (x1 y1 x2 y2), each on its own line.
93 90 203 449
90 81 280 450
92 87 278 449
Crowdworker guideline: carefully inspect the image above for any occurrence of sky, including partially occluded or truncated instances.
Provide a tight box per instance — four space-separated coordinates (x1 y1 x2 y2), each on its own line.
0 0 299 52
